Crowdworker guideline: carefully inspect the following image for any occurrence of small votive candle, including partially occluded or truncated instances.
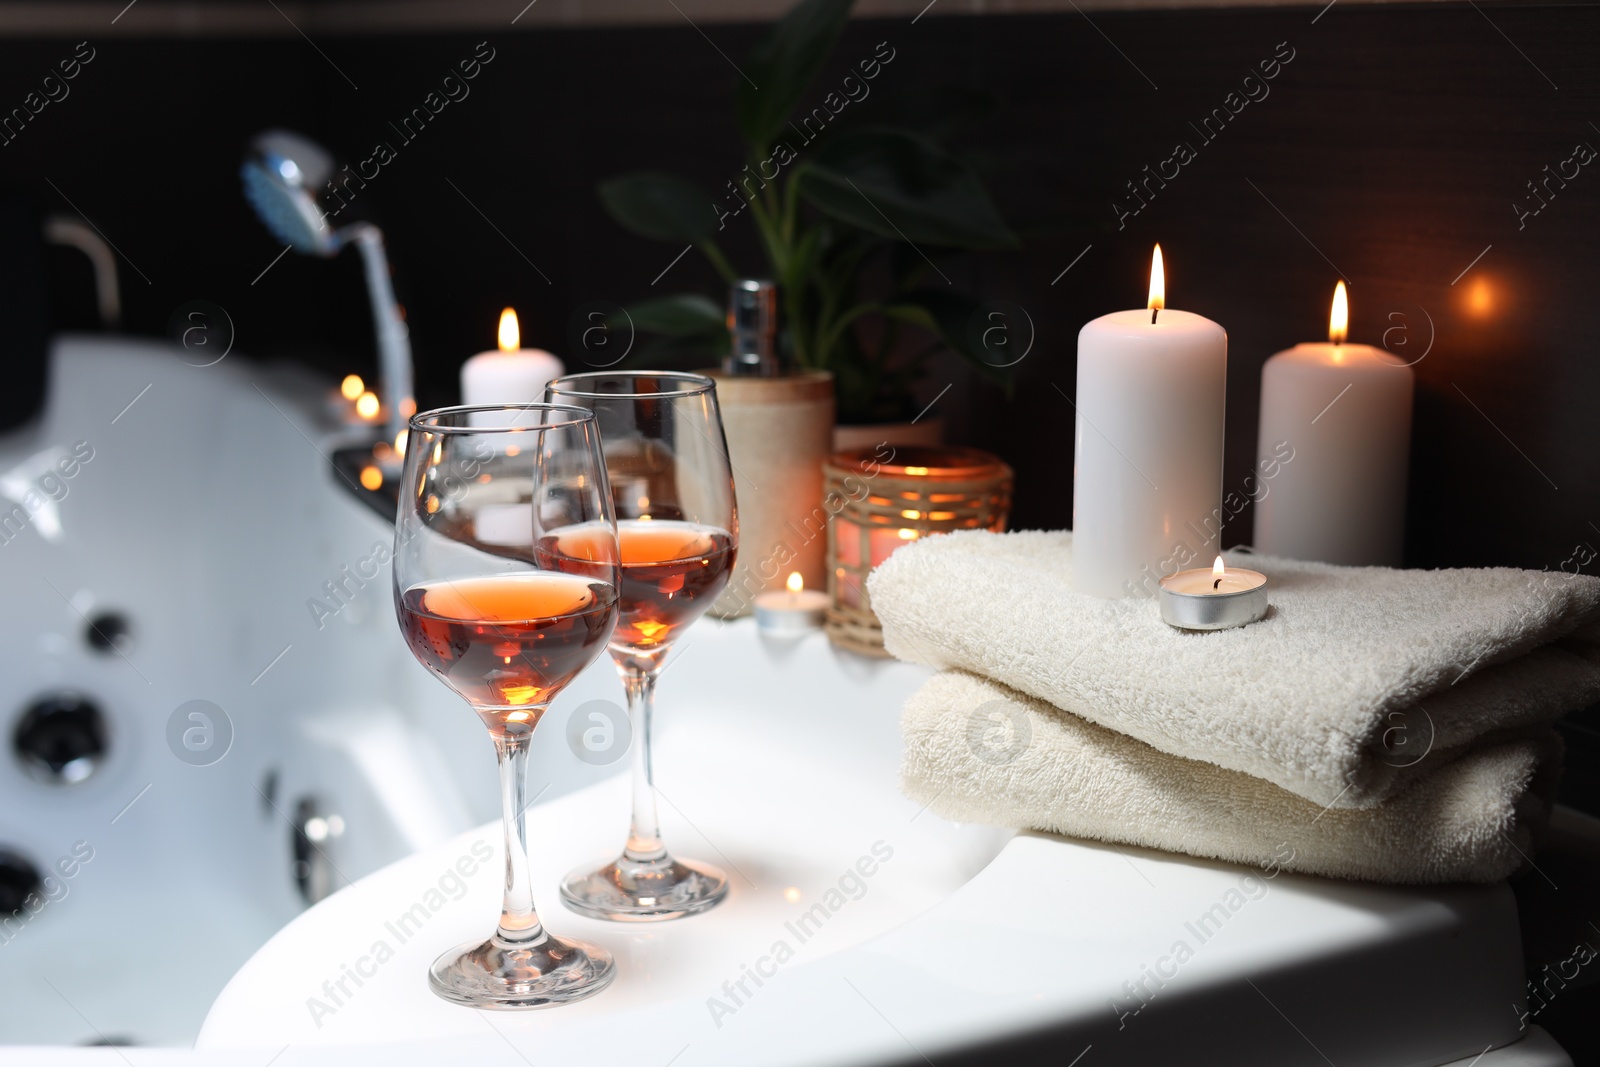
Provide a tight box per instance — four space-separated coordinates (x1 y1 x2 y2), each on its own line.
754 572 828 637
1158 555 1269 631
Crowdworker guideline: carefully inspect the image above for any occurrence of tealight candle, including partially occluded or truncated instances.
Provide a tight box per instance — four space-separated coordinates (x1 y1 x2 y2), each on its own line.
1158 555 1269 631
754 572 828 636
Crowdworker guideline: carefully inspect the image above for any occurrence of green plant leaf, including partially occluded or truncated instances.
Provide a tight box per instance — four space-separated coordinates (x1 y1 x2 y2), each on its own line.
800 129 1018 250
624 294 727 338
598 172 718 243
736 0 855 154
885 290 1014 385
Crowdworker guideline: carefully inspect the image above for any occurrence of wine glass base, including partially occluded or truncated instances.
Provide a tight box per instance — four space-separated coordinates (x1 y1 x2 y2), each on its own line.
560 854 729 922
428 934 615 1009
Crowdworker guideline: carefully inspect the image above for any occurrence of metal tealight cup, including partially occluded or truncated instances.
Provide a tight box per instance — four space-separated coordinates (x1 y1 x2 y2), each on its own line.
1157 568 1269 631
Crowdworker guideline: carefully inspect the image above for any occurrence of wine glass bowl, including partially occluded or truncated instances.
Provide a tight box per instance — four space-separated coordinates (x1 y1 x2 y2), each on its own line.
394 403 621 1008
399 573 617 731
541 521 735 654
543 372 738 922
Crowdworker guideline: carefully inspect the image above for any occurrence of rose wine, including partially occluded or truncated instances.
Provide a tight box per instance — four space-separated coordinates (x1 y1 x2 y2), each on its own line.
399 572 618 730
539 520 734 650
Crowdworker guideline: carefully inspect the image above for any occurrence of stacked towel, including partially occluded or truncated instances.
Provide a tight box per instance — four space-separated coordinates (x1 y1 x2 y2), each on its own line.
905 672 1561 884
870 530 1600 883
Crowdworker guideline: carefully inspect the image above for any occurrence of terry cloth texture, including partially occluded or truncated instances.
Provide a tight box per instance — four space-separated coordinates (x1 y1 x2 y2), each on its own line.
870 529 1600 809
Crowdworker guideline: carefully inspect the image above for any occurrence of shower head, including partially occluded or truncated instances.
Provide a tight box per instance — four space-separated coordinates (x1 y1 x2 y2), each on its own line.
240 128 414 447
241 129 340 255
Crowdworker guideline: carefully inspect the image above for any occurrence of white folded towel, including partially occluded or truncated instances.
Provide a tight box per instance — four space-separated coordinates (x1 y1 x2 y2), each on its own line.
905 671 1561 884
870 530 1600 809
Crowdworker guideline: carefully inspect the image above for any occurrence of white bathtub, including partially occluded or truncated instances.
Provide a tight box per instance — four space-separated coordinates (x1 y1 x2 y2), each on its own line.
0 337 607 1046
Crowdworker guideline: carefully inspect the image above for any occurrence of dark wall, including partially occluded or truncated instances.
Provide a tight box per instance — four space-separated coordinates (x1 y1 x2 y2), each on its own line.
1 3 1597 575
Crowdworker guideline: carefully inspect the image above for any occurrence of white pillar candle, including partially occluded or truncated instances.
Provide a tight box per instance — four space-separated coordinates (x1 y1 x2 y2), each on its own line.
1254 282 1413 566
460 307 564 411
1072 245 1228 599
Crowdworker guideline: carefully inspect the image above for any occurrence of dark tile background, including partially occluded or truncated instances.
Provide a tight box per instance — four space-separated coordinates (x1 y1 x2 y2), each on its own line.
4 5 1597 567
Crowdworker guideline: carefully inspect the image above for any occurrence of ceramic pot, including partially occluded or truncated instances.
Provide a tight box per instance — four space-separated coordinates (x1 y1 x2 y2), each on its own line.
705 370 835 618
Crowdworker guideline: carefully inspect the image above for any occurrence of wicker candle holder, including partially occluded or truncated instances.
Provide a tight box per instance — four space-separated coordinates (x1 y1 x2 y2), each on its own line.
823 445 1013 656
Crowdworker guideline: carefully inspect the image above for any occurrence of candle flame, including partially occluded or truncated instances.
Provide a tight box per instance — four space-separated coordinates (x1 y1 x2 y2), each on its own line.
498 307 520 352
1148 244 1165 311
786 571 804 594
1329 281 1348 345
355 391 380 420
340 373 365 401
1213 555 1226 579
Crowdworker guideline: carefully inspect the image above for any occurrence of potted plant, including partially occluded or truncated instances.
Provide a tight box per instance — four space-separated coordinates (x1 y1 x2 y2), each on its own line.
596 0 1019 437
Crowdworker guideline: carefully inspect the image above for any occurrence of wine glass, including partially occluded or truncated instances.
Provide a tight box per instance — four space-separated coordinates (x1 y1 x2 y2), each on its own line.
541 371 737 922
394 403 621 1008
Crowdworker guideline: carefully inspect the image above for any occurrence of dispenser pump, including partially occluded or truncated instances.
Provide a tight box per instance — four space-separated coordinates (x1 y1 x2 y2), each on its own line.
725 279 779 376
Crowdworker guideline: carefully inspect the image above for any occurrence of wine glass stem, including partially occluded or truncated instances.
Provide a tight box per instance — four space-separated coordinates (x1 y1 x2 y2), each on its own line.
621 665 666 863
494 725 547 946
